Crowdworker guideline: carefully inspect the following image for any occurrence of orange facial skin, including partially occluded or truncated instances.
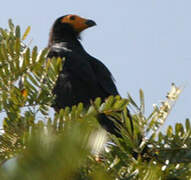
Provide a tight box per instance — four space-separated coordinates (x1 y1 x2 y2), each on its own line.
61 15 95 33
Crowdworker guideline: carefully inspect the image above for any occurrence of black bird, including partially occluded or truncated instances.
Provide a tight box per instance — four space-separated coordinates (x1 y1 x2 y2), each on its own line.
47 14 133 137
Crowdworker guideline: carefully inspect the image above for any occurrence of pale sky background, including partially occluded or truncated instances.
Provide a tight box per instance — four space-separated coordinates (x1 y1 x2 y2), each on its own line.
1 0 191 130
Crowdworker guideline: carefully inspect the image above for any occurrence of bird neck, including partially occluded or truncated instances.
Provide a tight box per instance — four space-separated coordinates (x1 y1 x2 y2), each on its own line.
48 28 81 47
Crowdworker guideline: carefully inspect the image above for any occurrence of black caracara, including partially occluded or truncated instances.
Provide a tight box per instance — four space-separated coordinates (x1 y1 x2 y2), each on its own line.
47 14 133 137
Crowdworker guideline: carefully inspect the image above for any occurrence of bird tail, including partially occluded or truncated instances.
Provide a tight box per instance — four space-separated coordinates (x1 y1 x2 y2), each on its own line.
97 109 133 138
97 113 122 138
126 108 134 133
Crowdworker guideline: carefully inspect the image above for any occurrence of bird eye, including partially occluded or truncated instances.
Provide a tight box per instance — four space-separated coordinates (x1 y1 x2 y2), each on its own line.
69 16 76 20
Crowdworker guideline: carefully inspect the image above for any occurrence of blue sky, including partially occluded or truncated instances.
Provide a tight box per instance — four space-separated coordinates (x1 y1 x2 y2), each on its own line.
1 0 191 130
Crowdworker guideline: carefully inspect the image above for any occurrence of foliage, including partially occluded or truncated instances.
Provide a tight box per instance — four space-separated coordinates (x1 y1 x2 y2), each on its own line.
0 20 190 180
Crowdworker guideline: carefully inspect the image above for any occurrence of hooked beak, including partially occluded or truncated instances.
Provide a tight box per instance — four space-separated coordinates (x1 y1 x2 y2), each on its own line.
85 20 96 27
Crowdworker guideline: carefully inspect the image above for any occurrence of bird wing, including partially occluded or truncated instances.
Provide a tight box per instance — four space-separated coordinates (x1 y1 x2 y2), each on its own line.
87 56 119 96
48 44 98 86
48 43 118 95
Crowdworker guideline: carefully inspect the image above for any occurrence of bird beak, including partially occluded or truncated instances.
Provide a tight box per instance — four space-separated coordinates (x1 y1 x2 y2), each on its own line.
85 20 96 27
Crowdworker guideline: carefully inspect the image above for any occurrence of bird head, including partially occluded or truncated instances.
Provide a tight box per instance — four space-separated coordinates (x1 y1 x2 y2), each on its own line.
49 14 96 46
60 14 96 33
